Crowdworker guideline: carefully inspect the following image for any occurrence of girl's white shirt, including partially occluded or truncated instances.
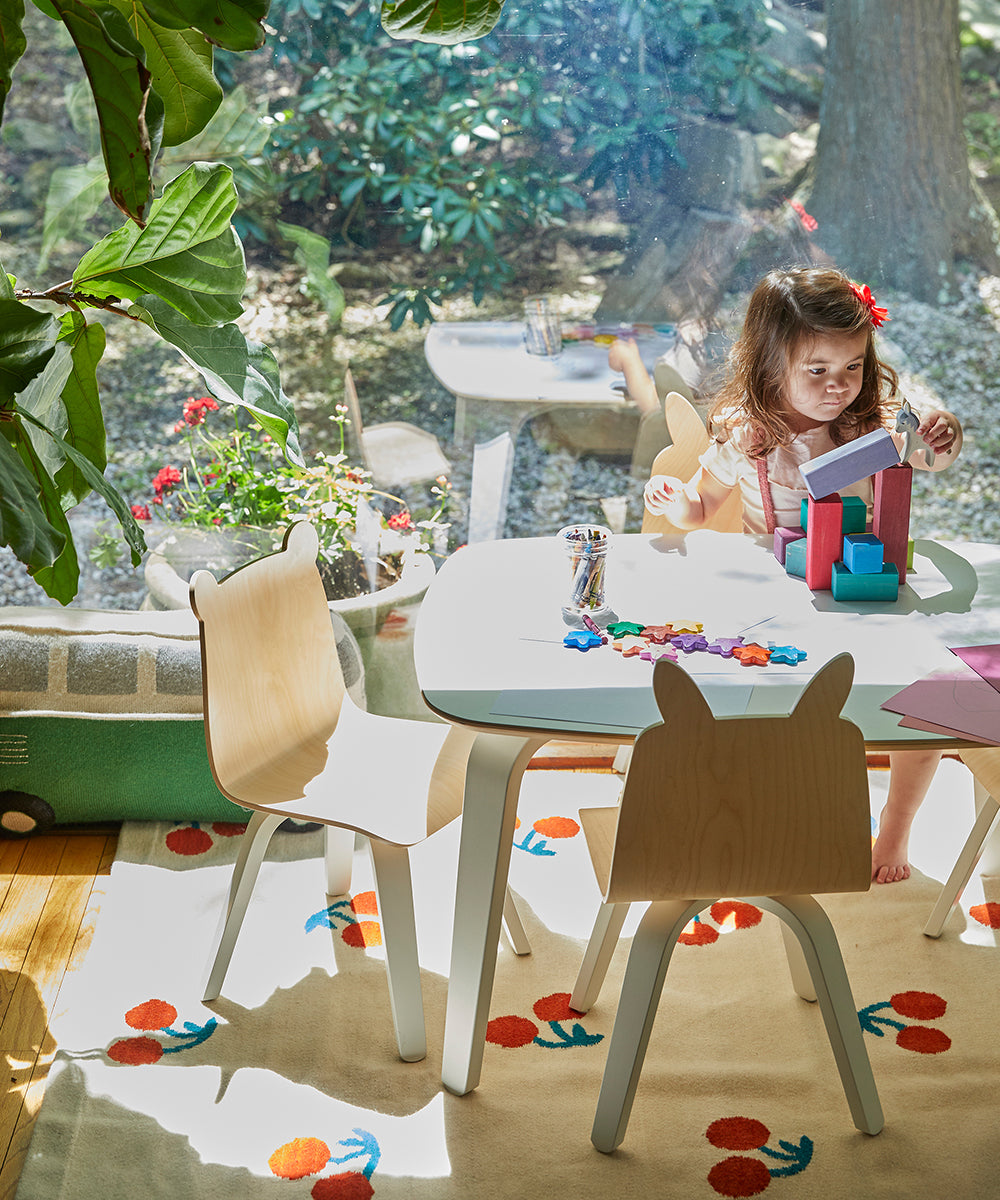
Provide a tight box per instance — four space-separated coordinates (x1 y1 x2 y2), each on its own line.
699 423 874 535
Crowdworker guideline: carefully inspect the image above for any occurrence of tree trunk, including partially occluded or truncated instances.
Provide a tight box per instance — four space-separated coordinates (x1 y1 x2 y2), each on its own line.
808 0 999 302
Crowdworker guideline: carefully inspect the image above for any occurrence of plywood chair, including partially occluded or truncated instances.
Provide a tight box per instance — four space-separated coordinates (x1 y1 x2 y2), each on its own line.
641 387 743 537
924 747 1000 937
343 367 451 490
570 654 883 1152
191 520 527 1062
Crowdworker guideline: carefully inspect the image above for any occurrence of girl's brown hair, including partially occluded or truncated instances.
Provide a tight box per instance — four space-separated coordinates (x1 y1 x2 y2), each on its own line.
708 266 900 458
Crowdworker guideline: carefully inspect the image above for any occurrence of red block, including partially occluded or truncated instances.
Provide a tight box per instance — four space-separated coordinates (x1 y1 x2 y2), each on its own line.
873 463 912 584
805 494 843 590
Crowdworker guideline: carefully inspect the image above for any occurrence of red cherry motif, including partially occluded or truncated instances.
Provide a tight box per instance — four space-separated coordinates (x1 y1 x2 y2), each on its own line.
312 1173 375 1200
165 826 213 855
211 821 247 837
679 918 720 946
707 1155 771 1197
706 1116 770 1151
350 891 379 916
890 991 946 1021
485 1014 539 1048
342 921 382 948
970 901 1000 929
532 816 580 839
107 1036 164 1065
268 1137 331 1180
710 901 763 930
125 999 178 1030
896 1026 951 1054
532 992 583 1022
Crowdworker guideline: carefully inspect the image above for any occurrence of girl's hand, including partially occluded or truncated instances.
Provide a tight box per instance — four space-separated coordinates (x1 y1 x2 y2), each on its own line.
917 409 961 455
607 337 642 375
643 474 682 514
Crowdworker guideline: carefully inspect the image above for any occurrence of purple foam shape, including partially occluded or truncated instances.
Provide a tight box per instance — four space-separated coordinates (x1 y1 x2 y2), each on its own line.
799 428 900 499
671 633 709 653
706 637 745 658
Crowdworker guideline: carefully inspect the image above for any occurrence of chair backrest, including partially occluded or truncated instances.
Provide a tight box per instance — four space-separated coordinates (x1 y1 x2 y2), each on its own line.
641 390 743 536
603 654 872 902
342 367 370 469
190 521 347 802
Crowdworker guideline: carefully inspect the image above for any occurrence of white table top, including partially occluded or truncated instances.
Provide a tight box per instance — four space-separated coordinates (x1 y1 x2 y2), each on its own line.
415 531 1000 749
424 320 676 404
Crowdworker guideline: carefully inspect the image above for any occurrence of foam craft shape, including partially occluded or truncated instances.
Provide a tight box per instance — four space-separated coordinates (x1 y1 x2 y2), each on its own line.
799 428 900 499
805 494 842 590
843 533 884 575
831 560 899 602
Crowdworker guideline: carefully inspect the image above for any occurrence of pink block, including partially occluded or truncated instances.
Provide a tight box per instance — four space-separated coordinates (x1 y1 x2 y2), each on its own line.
873 463 912 584
805 495 842 590
774 525 805 566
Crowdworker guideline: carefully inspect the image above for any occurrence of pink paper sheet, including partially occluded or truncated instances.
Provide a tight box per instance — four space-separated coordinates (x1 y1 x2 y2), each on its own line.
950 644 1000 694
882 663 1000 745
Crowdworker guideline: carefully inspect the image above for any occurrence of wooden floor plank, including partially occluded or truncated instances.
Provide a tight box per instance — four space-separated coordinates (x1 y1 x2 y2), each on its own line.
0 831 117 1199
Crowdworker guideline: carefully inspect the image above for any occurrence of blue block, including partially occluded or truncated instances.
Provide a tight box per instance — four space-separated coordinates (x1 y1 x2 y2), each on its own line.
785 536 807 579
843 533 884 574
830 560 899 601
800 428 900 499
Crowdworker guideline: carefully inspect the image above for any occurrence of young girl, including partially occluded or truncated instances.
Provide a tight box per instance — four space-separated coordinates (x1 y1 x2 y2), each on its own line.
634 266 964 884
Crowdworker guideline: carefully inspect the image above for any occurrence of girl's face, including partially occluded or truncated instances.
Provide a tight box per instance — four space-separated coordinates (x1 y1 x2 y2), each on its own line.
782 330 869 432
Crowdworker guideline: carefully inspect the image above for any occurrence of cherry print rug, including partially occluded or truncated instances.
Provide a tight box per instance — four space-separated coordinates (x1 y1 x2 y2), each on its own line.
15 760 1000 1199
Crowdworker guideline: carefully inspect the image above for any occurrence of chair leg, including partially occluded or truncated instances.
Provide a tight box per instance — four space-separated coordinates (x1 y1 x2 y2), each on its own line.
758 895 884 1136
368 838 426 1063
592 899 705 1154
924 781 1000 938
502 888 531 956
324 824 356 896
779 918 817 1002
570 901 630 1013
203 810 285 1002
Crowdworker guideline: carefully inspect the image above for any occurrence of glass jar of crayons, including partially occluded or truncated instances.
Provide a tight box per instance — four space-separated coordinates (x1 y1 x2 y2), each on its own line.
558 524 612 623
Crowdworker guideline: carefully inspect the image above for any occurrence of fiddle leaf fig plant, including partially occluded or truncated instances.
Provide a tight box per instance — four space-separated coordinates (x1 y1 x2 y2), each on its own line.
1 0 505 604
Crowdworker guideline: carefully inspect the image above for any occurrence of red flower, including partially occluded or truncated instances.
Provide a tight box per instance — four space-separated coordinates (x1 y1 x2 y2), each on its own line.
181 396 220 426
785 197 818 233
131 504 151 521
152 466 182 496
387 510 414 531
849 282 890 327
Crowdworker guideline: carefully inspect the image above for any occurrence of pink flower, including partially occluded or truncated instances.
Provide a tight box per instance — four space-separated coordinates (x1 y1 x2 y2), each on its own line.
181 396 220 426
387 510 414 531
152 466 182 496
131 504 151 521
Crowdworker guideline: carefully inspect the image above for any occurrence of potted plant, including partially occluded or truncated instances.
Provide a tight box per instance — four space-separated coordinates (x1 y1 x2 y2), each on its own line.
133 394 450 654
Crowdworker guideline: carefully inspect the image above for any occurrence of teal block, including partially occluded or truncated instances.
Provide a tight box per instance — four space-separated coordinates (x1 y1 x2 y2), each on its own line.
843 532 884 574
841 495 867 534
785 536 806 579
831 559 899 601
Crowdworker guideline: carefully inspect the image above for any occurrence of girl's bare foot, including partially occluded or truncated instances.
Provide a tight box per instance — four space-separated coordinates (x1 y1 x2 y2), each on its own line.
872 809 911 884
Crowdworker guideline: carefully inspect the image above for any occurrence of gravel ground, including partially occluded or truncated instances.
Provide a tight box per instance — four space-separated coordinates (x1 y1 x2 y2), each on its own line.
4 273 999 611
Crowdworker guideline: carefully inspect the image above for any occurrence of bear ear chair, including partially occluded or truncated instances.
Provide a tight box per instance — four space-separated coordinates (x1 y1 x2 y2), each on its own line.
568 651 883 1153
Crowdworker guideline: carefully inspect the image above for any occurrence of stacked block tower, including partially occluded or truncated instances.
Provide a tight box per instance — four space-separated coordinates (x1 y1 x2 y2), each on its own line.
773 428 912 600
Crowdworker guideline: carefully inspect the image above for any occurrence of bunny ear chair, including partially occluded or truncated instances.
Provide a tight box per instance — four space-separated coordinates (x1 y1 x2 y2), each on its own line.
568 653 883 1152
191 520 528 1063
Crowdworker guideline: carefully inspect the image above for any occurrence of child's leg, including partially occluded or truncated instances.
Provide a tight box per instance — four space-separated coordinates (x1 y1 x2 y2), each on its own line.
873 750 942 884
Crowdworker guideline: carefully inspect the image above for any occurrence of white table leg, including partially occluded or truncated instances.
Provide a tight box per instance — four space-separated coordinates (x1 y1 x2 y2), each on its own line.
442 731 546 1095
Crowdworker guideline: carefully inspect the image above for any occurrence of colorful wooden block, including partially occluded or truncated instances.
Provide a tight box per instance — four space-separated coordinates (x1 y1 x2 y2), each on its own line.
805 494 842 590
830 560 899 601
873 463 912 584
842 533 884 574
841 495 867 534
799 428 900 499
774 525 805 565
785 536 806 578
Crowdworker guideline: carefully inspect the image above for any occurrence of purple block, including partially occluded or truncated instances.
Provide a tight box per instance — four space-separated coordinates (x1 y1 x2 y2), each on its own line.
799 428 900 499
774 525 805 565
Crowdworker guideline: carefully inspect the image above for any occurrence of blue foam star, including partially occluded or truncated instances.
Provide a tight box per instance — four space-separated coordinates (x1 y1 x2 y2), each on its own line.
564 629 604 651
768 644 807 665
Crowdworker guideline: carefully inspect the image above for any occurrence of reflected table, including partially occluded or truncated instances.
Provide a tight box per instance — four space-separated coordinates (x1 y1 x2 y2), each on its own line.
414 531 1000 1095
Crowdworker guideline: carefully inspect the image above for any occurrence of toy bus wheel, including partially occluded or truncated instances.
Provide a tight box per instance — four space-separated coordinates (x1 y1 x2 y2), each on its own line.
0 792 55 838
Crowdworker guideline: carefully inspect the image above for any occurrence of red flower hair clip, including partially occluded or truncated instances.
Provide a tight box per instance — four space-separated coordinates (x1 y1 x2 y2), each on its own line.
849 283 889 328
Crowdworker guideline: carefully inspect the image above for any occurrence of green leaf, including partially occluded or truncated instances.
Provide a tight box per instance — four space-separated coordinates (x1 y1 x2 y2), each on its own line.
51 0 164 224
0 427 67 578
0 0 27 125
381 0 505 44
39 161 110 272
18 406 145 567
0 300 59 399
54 313 108 502
137 0 268 52
165 83 271 162
73 161 246 325
109 1 223 147
277 220 346 326
14 340 76 486
130 292 303 464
